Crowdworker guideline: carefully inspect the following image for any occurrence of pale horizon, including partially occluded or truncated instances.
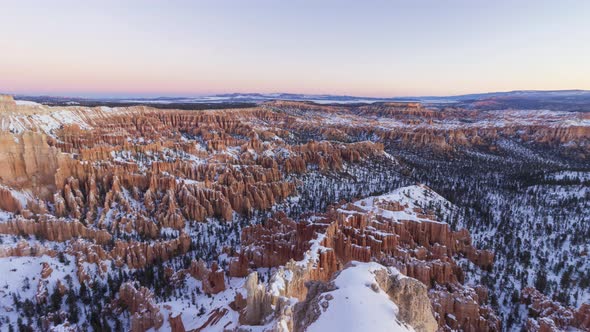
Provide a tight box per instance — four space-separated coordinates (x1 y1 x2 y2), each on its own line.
1 0 589 98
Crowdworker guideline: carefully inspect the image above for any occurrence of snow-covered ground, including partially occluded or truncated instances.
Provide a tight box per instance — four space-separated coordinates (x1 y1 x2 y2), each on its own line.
156 276 244 331
307 262 413 332
347 184 453 223
0 255 79 327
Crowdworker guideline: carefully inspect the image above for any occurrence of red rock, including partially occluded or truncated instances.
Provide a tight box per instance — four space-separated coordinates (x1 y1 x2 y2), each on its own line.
118 282 164 332
189 260 226 294
521 287 589 331
228 251 250 277
168 313 186 332
40 262 53 279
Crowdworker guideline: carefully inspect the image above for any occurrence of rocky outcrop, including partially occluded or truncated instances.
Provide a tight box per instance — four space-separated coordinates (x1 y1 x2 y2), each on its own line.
188 260 226 294
229 187 499 331
239 272 277 325
374 269 438 332
285 140 384 173
0 132 61 199
0 216 112 244
0 186 23 212
0 95 17 112
430 284 500 331
228 251 250 277
118 282 164 332
40 262 53 279
235 213 322 269
521 287 590 331
110 233 191 269
0 240 55 258
168 313 186 332
238 271 293 330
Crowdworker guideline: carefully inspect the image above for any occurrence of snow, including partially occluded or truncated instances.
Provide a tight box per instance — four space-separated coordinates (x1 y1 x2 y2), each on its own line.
269 269 288 296
0 102 100 136
0 210 13 222
307 261 413 332
14 100 41 106
297 232 328 268
22 110 89 135
0 255 78 327
155 275 244 332
341 185 452 223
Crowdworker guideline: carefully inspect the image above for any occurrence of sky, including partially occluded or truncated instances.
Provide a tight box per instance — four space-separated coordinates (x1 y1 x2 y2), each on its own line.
0 0 589 98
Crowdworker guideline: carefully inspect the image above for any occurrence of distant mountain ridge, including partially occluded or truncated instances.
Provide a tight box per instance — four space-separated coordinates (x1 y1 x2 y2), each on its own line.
9 89 590 111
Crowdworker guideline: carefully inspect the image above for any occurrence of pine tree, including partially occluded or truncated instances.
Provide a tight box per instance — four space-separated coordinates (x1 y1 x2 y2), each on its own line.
50 287 63 312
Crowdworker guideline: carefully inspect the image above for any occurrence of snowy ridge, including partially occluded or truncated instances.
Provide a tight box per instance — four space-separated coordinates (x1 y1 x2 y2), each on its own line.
1 105 93 135
307 262 413 332
341 184 454 223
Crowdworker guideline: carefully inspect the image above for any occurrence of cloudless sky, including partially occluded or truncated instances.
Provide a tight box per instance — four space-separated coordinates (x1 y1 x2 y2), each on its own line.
0 0 589 97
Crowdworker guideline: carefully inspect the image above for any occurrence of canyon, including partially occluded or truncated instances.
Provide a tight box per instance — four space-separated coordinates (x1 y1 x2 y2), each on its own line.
0 94 588 331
